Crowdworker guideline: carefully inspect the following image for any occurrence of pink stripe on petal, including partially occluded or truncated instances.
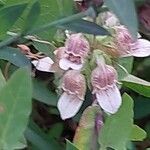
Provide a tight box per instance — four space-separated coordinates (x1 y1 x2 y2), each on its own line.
96 85 122 114
57 92 83 120
130 39 150 57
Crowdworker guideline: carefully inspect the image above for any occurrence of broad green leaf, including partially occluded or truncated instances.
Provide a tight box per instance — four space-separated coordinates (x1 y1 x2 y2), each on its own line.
66 140 79 150
122 75 150 97
104 0 138 38
0 69 6 90
60 19 110 35
99 93 134 150
23 0 40 32
0 67 32 149
32 79 58 106
0 47 31 68
130 125 146 141
0 3 27 38
74 105 101 150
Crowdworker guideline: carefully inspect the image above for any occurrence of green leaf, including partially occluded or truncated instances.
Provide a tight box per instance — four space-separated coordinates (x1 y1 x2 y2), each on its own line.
14 136 27 149
0 69 6 90
104 0 138 38
60 19 110 35
47 123 63 139
32 79 58 106
29 0 73 40
122 75 150 98
74 105 101 150
0 67 32 149
99 93 134 150
25 121 62 150
23 0 40 32
130 125 146 141
0 47 31 68
32 40 55 57
116 57 133 80
0 3 27 38
66 140 79 150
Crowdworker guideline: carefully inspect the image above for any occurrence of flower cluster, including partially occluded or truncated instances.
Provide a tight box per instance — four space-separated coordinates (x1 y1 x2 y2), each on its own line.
19 16 150 120
54 34 122 119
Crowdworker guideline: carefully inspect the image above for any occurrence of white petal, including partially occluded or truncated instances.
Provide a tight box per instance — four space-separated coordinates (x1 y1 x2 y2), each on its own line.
32 57 54 72
96 85 122 114
131 39 150 57
59 58 83 70
57 92 83 120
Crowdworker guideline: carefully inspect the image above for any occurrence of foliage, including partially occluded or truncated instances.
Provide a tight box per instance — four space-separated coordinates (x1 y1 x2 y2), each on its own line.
0 0 150 150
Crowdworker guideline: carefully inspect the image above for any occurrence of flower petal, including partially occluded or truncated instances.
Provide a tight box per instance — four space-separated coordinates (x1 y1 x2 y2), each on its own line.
57 92 83 120
59 58 83 70
96 85 122 114
130 39 150 57
32 57 54 72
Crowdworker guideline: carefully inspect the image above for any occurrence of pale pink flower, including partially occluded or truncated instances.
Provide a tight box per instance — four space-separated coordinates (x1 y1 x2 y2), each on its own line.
57 70 86 120
91 63 121 114
114 25 150 57
32 57 54 72
56 33 90 70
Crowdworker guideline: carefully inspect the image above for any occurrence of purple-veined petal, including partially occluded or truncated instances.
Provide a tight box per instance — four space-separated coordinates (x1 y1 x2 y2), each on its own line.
96 85 122 114
57 92 83 120
32 57 54 72
130 39 150 57
62 70 86 99
65 33 90 58
59 58 83 70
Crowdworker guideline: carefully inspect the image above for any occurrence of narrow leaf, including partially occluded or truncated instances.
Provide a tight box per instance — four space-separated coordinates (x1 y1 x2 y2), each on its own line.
0 67 32 149
60 19 110 35
99 93 134 150
122 75 150 97
104 0 138 38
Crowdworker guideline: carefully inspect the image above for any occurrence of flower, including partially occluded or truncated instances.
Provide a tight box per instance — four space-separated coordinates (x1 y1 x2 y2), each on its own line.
91 62 121 114
114 25 150 57
32 57 54 72
98 11 120 28
57 70 86 120
56 33 90 70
